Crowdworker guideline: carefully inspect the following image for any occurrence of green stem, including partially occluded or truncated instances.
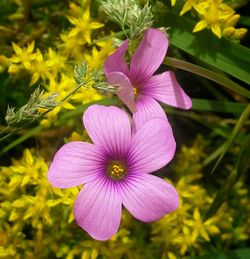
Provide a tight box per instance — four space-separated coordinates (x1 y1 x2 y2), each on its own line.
164 57 250 99
0 69 100 143
0 125 43 155
92 30 126 44
210 103 250 174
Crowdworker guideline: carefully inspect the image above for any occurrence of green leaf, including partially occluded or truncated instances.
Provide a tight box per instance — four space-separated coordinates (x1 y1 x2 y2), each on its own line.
240 16 250 26
189 248 250 259
0 125 43 155
204 167 237 220
201 144 225 167
211 103 250 174
191 98 247 114
165 109 246 146
202 124 249 223
162 12 250 84
164 57 250 98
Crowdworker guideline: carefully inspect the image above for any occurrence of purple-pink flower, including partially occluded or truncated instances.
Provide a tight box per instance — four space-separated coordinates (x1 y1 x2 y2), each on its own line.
48 105 179 240
105 28 192 131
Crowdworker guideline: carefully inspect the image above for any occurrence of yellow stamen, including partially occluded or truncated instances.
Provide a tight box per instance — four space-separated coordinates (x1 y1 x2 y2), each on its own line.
107 161 126 180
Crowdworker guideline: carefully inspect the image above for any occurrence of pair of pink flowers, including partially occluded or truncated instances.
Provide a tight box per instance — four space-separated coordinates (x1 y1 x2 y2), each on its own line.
48 28 191 240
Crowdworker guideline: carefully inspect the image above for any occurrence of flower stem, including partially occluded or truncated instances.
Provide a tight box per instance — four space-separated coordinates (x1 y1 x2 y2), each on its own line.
0 69 101 143
164 57 250 99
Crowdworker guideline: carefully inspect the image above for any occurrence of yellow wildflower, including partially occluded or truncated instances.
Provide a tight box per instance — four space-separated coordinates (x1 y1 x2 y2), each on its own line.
40 106 61 128
193 0 234 38
173 226 199 255
9 41 39 70
69 131 85 141
47 187 79 223
0 246 16 257
44 74 76 109
184 208 220 242
67 8 104 44
180 0 209 16
167 251 177 259
177 0 247 40
222 16 247 41
60 33 86 60
0 149 47 194
46 48 68 76
72 86 102 104
29 49 52 85
84 39 114 71
170 0 177 6
12 189 52 226
68 130 89 142
40 74 77 127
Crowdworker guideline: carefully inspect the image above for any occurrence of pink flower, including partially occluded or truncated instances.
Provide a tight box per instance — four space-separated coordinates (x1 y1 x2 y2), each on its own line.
48 105 178 241
105 28 192 131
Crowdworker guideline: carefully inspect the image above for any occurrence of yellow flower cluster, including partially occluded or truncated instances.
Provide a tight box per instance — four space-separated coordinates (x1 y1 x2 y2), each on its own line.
1 0 114 127
171 0 247 39
0 149 79 258
152 136 250 258
0 136 249 258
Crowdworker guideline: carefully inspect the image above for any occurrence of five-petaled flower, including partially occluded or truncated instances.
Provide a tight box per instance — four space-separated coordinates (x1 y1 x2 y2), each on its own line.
48 105 179 240
104 28 192 131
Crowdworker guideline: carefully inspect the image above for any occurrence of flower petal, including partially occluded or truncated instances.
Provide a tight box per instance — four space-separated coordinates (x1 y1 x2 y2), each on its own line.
74 177 122 240
121 173 179 222
141 71 192 109
130 28 168 85
104 40 129 76
133 95 168 132
211 24 222 38
127 117 176 174
107 71 136 113
47 142 104 188
193 20 207 32
83 105 131 159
